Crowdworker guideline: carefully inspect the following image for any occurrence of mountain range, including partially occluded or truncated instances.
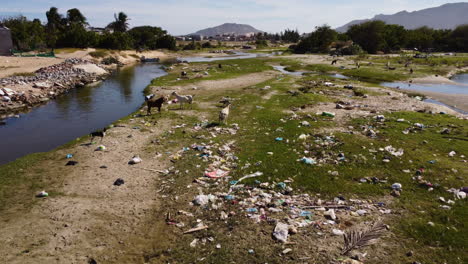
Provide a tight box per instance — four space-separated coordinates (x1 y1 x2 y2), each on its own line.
336 2 468 32
189 23 263 36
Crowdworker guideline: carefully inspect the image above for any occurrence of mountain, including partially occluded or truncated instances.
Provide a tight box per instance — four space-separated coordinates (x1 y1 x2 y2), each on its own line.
190 23 263 36
336 2 468 32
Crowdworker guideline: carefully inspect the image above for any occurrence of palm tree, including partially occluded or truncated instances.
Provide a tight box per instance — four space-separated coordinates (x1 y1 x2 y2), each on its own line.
107 12 129 32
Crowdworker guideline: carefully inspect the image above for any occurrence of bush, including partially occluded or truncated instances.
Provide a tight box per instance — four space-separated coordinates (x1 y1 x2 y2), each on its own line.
201 41 212 48
89 50 108 58
101 56 120 65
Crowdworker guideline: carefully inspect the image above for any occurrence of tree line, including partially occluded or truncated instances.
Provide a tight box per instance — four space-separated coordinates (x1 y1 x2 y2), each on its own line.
1 7 176 51
292 21 468 54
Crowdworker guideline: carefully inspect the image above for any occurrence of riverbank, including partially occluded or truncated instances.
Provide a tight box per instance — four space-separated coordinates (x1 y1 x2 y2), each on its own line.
1 53 466 263
0 58 109 116
0 49 174 117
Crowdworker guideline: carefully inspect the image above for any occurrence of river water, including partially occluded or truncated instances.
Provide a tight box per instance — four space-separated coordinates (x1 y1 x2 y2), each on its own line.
0 51 272 165
0 64 167 165
381 74 468 95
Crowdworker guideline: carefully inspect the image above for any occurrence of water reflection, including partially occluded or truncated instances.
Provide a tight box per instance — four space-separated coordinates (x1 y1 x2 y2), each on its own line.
0 64 167 165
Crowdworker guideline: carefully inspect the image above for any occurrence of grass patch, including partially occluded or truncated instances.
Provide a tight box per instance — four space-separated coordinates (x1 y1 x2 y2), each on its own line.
12 72 36 77
89 50 109 58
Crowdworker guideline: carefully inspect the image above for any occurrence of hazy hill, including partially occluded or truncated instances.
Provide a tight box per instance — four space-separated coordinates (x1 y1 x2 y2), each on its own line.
190 23 263 36
336 2 468 32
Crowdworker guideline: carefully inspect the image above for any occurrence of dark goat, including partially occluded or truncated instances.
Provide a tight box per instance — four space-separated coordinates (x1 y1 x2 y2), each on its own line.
145 94 168 115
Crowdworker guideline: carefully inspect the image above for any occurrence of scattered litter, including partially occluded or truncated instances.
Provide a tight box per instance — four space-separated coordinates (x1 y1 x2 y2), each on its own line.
184 225 209 234
332 229 344 236
321 111 335 117
36 190 48 198
95 145 106 151
300 157 316 165
114 178 125 186
128 155 142 165
273 222 289 243
66 160 78 166
205 169 229 179
66 154 73 159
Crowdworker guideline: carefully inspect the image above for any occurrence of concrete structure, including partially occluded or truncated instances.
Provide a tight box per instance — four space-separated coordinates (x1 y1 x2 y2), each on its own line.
0 26 13 55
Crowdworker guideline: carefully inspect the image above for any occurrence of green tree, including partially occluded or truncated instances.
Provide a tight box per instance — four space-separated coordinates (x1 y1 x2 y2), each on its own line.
449 25 468 52
346 20 386 54
294 25 337 53
66 8 87 26
107 12 129 32
46 7 65 47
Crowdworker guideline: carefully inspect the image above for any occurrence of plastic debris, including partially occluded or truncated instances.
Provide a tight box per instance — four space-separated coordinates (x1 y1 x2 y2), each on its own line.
193 194 216 206
205 169 229 179
332 229 344 236
66 154 73 159
128 155 142 165
273 222 289 243
321 111 335 117
95 145 106 151
391 183 402 191
66 160 78 166
114 178 125 186
275 137 283 141
36 190 48 198
300 157 316 165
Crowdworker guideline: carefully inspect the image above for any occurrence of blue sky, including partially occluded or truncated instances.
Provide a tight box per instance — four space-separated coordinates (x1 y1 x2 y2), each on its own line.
0 0 463 35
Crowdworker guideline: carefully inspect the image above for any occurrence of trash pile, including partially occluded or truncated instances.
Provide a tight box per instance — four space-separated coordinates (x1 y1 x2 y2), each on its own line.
161 123 392 253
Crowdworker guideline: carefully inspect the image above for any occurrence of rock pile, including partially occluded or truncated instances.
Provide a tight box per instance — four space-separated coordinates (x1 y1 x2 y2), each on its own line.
0 58 108 114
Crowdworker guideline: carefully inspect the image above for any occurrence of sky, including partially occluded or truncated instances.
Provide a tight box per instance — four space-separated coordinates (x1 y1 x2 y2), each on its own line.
0 0 464 35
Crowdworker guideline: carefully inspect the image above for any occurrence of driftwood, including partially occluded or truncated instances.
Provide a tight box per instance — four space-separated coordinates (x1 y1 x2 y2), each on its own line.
341 222 386 255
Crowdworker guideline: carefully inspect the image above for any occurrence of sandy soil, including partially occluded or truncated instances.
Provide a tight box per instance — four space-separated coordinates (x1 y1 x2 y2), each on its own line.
0 68 278 263
0 56 64 78
149 71 277 95
0 120 172 263
405 90 468 112
296 86 463 127
411 75 464 85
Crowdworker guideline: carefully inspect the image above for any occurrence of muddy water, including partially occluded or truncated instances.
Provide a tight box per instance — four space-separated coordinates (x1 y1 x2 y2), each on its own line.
0 64 167 165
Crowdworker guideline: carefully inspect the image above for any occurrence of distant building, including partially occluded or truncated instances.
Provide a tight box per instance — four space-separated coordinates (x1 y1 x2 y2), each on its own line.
86 26 112 35
0 26 13 55
188 34 204 41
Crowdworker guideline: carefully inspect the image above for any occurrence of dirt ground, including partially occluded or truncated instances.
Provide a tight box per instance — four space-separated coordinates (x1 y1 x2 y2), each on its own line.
0 119 174 263
0 49 171 79
0 55 465 263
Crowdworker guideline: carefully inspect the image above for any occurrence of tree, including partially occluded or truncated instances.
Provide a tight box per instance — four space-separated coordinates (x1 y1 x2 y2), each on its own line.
347 20 386 54
282 29 300 43
107 12 129 32
46 7 65 47
66 8 87 26
2 16 46 51
293 25 337 54
449 25 468 52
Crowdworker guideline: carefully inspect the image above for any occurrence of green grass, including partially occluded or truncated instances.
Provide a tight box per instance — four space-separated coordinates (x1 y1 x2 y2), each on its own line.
150 57 272 87
89 50 109 58
54 48 83 54
12 72 36 77
341 67 408 82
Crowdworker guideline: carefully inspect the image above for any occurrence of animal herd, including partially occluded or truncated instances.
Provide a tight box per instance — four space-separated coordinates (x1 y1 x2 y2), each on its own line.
144 91 230 123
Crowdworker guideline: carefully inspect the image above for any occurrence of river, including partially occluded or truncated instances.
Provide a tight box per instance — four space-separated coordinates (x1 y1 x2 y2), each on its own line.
0 51 271 165
0 64 167 165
